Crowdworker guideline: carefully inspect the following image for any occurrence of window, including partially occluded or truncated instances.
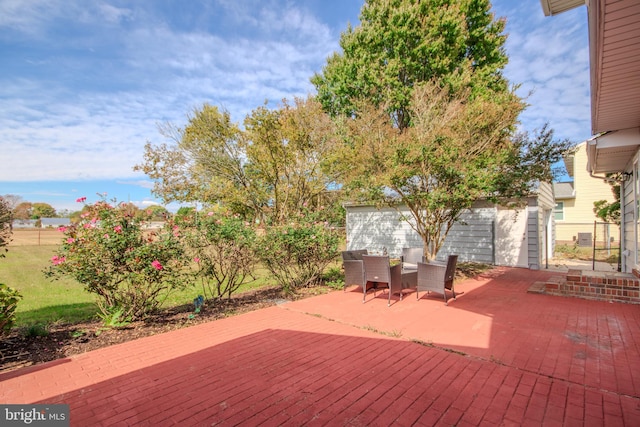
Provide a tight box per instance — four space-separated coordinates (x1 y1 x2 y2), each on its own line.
553 202 564 221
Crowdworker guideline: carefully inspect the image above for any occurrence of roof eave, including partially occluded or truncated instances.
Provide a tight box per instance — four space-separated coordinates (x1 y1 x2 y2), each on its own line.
539 0 586 17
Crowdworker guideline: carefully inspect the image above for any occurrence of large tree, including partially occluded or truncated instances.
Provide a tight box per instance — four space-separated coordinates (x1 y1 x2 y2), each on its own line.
136 104 245 207
338 80 571 260
312 0 508 131
136 97 341 225
31 202 56 219
593 176 621 225
243 97 341 225
315 0 572 261
12 202 32 220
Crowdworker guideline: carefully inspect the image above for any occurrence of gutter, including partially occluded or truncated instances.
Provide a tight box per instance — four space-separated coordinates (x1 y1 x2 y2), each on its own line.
585 132 627 272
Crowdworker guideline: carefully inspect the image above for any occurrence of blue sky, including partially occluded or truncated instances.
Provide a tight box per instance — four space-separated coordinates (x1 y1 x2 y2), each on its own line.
0 0 589 213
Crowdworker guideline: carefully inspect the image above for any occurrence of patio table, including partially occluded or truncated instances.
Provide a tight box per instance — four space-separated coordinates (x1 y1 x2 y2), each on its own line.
399 269 417 300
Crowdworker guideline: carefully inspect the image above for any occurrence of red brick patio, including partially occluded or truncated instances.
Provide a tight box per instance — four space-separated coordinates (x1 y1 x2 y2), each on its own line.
2 267 640 425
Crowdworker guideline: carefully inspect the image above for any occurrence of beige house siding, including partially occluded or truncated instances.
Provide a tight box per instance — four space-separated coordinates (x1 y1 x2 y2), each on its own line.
556 141 620 244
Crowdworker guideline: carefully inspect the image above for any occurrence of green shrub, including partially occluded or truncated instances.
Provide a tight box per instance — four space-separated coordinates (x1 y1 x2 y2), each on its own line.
0 283 22 335
22 322 50 338
323 266 345 290
255 215 340 294
180 209 257 301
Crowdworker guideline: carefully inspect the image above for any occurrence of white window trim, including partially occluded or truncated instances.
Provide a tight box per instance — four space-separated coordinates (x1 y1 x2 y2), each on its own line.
553 201 564 221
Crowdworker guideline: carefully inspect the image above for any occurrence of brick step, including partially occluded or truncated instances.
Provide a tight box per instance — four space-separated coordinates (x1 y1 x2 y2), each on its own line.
527 281 546 294
532 271 640 304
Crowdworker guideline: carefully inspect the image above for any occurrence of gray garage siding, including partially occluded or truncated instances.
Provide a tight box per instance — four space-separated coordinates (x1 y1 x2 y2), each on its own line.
345 205 495 263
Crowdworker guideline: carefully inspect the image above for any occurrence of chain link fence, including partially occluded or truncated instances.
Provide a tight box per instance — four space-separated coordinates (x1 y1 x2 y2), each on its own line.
555 221 620 271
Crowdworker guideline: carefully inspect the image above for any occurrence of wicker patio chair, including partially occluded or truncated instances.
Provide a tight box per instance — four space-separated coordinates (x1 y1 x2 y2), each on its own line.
416 255 458 305
362 255 406 306
400 247 424 271
341 250 368 292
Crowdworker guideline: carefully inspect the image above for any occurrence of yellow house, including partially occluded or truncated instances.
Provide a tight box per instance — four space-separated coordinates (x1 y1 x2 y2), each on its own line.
553 141 619 245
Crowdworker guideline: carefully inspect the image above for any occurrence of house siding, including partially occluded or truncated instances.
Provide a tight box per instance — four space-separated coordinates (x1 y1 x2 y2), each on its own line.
533 182 555 269
345 204 495 263
439 209 495 264
557 141 620 243
528 207 540 269
345 200 547 267
623 170 636 273
345 206 422 257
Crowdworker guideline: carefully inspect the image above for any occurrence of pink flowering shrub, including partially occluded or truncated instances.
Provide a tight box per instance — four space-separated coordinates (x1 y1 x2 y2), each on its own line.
46 198 190 321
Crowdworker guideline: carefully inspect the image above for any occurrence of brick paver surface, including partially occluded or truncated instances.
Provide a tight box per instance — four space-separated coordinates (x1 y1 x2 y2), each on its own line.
2 267 640 425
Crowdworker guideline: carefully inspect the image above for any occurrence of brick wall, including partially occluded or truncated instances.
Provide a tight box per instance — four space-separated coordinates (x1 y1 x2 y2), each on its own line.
543 269 640 304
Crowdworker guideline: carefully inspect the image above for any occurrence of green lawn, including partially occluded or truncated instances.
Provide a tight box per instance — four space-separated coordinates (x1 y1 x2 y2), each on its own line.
0 246 98 326
0 245 277 327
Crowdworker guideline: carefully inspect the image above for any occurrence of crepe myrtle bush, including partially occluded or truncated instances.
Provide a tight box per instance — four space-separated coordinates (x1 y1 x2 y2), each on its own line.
45 198 191 321
254 208 341 294
177 208 258 301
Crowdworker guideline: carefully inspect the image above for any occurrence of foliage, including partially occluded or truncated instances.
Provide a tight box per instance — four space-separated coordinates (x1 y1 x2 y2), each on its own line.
97 306 132 329
31 202 56 219
22 322 50 338
136 105 245 207
0 244 270 327
180 209 258 301
0 283 22 335
254 211 340 293
0 195 12 255
243 97 342 225
313 0 573 261
12 202 32 220
322 266 345 290
145 205 171 221
336 80 573 260
136 98 345 227
594 175 621 224
45 198 191 321
312 0 509 131
0 196 19 335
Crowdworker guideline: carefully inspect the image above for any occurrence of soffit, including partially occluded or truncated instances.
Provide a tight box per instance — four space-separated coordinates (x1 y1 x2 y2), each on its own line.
553 182 576 199
591 0 640 135
563 154 575 178
540 0 586 16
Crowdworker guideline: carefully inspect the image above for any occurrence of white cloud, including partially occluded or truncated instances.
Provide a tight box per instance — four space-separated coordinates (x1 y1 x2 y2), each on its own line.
0 0 593 189
98 3 134 24
494 0 591 143
0 0 345 183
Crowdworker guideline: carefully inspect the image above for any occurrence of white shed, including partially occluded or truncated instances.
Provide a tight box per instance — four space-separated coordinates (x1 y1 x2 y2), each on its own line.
344 182 555 269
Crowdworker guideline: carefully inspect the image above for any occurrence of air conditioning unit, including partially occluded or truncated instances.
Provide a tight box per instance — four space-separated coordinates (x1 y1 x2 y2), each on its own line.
577 232 592 247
